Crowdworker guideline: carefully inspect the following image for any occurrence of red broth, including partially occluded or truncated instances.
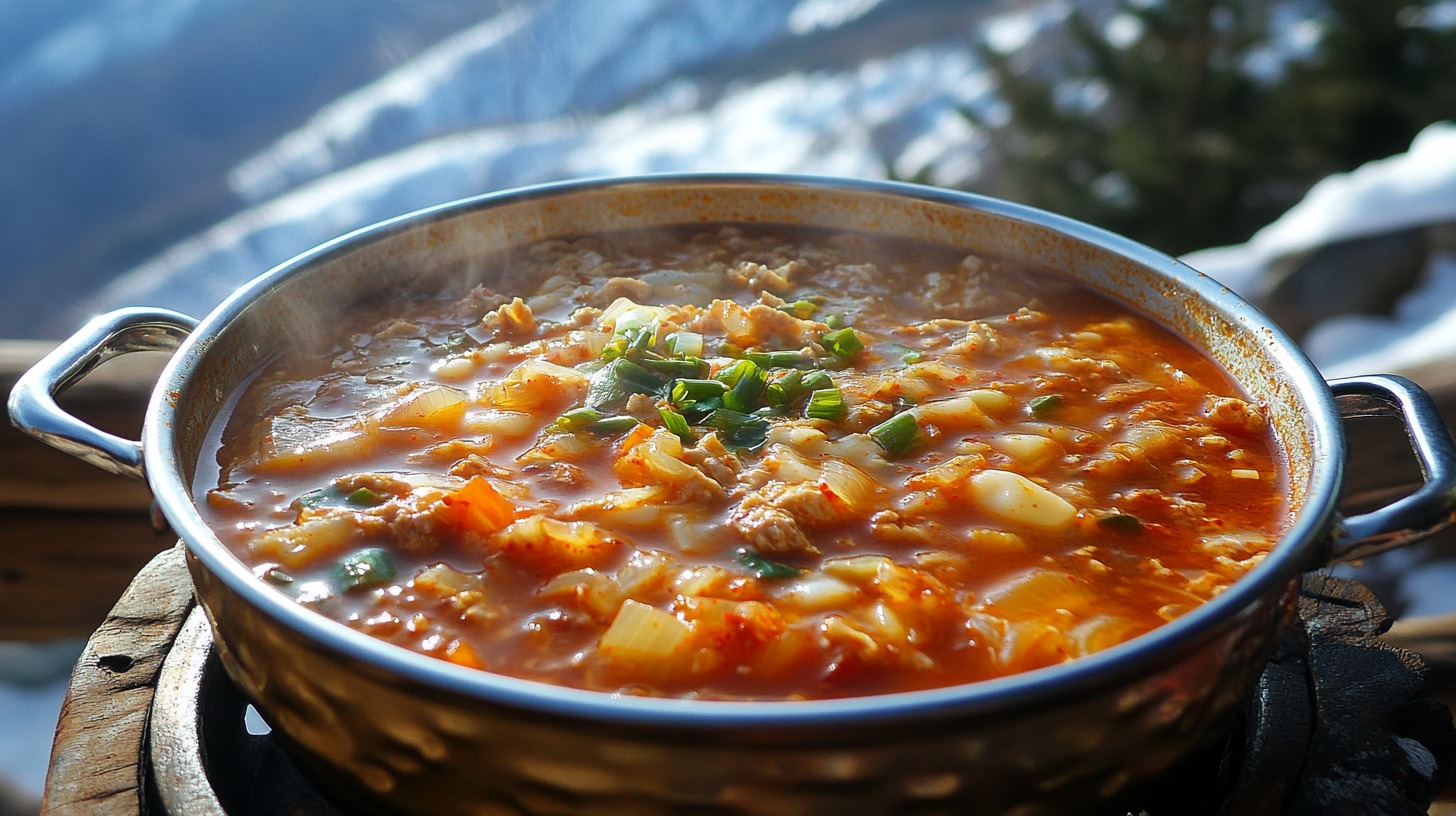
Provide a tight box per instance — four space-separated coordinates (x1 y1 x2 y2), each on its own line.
197 226 1285 700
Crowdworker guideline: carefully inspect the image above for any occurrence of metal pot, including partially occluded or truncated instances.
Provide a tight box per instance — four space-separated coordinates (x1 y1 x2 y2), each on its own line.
12 176 1456 815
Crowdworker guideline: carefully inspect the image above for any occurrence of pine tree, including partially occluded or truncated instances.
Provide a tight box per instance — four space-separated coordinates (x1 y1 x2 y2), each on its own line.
963 0 1456 255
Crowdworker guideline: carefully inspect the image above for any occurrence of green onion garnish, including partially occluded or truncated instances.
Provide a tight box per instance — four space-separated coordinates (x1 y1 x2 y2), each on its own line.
765 369 804 406
804 388 845 421
639 357 706 378
819 327 864 359
345 487 386 507
670 378 729 405
824 313 848 329
1029 394 1062 416
776 300 818 319
553 407 639 435
902 348 924 364
745 350 812 369
297 486 342 510
659 408 695 445
737 549 801 580
716 359 766 414
800 370 834 392
590 415 641 435
336 548 396 592
868 411 923 456
706 408 770 452
585 358 662 411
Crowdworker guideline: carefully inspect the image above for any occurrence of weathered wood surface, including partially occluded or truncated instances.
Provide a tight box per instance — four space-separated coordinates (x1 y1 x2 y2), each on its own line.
41 545 193 816
1 341 169 641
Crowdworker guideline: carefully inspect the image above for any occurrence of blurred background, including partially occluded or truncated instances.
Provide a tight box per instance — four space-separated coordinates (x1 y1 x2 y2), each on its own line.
3 0 1455 811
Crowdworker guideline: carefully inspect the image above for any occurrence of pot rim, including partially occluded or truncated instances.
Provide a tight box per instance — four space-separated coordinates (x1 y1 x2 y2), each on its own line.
142 172 1345 728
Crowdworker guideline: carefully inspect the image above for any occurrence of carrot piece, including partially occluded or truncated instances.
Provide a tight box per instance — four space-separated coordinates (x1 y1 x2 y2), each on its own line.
442 638 485 670
442 476 515 535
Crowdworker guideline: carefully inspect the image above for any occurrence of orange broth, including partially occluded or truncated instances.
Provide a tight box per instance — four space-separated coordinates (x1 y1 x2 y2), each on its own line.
197 225 1286 700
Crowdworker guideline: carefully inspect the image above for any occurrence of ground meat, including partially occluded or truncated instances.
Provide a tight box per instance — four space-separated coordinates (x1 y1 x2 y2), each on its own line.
728 503 818 556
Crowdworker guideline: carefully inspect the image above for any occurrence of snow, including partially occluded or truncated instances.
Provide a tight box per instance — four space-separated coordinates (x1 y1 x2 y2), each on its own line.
1182 121 1456 377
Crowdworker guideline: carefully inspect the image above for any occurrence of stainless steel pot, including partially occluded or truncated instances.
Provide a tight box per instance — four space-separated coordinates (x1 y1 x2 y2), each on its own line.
13 175 1456 815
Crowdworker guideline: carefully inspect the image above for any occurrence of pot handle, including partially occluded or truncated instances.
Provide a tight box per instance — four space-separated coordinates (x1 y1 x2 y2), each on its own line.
1327 374 1456 564
7 307 198 479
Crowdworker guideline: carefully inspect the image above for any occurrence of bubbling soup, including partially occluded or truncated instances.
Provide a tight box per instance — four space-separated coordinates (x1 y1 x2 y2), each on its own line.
197 225 1286 701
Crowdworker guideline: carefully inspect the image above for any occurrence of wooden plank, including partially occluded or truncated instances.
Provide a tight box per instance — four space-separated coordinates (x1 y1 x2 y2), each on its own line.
42 545 194 816
0 509 169 641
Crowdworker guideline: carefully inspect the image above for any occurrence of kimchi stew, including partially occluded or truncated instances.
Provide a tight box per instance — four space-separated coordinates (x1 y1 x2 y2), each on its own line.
197 226 1286 700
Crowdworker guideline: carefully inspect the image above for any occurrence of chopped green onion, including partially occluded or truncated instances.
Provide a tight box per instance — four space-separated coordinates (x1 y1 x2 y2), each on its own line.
639 357 706 378
800 370 834 392
804 388 845 421
585 358 662 411
765 370 804 406
819 327 864 359
670 378 729 405
776 300 818 319
664 331 705 358
345 487 386 507
553 406 606 431
901 348 924 364
716 359 766 414
1029 394 1062 416
824 313 848 329
706 409 770 452
737 549 801 580
746 350 812 369
659 408 695 445
1097 513 1143 533
553 407 639 435
868 411 923 456
589 415 641 435
297 486 343 510
336 548 396 592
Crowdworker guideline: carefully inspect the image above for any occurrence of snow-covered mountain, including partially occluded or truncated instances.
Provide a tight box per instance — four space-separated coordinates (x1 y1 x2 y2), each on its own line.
3 0 1049 338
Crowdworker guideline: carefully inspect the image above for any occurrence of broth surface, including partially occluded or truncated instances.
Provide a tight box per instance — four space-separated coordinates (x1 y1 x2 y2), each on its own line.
199 225 1285 700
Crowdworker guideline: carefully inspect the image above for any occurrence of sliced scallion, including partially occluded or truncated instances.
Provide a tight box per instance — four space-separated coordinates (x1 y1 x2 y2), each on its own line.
670 378 729 405
659 408 695 445
716 359 766 414
737 549 801 580
819 327 864 359
639 357 706 378
824 313 848 329
776 300 818 319
804 388 845 421
746 350 812 369
345 487 386 507
553 407 639 435
706 408 770 452
800 370 834 392
1029 394 1062 416
336 548 396 592
868 410 923 456
585 358 661 411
